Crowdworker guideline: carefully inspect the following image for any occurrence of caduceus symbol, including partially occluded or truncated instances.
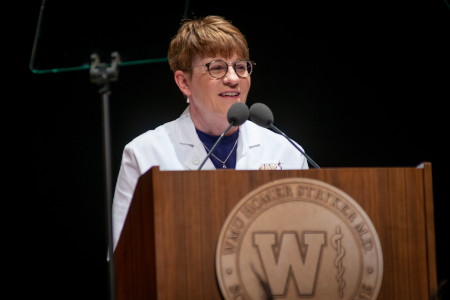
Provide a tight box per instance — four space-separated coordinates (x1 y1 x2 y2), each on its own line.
331 226 345 298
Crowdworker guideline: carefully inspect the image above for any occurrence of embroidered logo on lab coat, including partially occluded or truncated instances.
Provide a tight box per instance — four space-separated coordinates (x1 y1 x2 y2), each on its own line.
259 162 282 170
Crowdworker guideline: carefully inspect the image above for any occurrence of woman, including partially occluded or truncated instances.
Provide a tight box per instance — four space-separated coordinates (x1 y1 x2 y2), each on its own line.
112 16 308 250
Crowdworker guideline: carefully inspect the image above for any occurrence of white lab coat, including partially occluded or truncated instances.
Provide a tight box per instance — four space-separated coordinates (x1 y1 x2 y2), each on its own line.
112 108 308 250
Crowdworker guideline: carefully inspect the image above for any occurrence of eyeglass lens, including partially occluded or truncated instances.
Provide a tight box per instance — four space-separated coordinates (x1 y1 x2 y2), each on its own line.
208 61 252 78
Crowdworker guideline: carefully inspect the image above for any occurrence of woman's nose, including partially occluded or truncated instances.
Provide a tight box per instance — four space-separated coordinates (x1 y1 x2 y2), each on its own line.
223 65 240 85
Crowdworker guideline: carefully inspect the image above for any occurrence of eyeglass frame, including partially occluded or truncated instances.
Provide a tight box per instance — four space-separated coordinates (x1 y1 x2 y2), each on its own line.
189 60 256 79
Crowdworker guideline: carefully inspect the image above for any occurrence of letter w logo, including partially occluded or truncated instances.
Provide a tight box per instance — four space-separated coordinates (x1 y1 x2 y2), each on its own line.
253 232 326 297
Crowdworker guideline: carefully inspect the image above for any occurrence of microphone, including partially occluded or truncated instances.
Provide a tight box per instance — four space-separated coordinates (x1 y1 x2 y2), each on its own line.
197 102 249 170
249 103 321 169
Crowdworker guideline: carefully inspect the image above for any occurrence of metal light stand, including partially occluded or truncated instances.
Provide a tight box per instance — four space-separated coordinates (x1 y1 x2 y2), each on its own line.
90 52 120 300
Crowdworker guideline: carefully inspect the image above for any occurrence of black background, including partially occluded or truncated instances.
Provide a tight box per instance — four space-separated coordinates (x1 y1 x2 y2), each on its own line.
25 0 449 299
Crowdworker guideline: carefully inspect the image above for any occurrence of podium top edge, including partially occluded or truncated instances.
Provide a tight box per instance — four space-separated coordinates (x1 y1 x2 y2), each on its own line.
150 162 431 172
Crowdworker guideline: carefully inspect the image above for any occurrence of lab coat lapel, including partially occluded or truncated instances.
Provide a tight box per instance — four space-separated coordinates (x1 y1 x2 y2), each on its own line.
176 113 215 170
236 121 262 170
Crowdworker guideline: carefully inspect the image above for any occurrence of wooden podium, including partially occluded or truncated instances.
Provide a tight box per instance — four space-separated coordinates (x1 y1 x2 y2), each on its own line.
114 163 437 300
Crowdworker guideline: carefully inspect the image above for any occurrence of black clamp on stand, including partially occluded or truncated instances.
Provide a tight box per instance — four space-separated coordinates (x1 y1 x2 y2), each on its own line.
90 52 120 300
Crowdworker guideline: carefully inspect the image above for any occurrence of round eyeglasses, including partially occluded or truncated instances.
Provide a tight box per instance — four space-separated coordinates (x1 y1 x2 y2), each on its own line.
191 60 256 79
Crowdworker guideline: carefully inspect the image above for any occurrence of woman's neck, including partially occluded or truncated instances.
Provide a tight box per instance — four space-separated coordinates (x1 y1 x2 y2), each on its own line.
189 105 238 136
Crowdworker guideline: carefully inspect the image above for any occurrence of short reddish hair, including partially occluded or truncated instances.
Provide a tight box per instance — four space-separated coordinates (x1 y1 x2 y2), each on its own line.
168 16 249 75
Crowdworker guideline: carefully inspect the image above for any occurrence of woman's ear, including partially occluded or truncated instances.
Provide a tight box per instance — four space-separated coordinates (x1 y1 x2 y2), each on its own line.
174 70 192 97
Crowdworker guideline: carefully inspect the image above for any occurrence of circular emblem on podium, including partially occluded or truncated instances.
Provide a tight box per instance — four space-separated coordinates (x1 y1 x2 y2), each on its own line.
216 178 383 300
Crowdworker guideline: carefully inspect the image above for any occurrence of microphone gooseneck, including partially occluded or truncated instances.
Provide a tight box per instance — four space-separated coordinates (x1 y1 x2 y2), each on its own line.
249 103 321 169
198 102 249 170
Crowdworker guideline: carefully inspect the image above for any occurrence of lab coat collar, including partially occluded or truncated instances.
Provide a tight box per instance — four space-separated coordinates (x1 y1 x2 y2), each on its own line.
236 120 261 169
176 111 215 170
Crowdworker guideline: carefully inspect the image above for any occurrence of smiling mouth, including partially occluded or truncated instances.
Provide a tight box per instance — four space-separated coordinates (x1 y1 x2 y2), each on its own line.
219 92 240 97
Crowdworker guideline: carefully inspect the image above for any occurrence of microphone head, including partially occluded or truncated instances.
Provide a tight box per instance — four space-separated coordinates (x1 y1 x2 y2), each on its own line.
227 102 249 126
249 103 274 128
